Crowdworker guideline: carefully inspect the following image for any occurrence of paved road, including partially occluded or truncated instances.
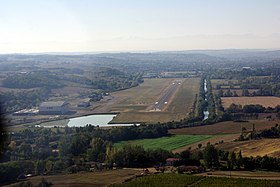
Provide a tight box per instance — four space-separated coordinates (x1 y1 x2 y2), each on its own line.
154 80 182 111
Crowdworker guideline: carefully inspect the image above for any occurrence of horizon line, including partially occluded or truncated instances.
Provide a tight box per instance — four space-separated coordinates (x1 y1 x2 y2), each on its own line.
1 48 280 55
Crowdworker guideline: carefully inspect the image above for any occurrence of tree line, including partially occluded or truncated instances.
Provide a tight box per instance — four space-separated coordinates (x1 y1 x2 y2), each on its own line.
226 103 280 114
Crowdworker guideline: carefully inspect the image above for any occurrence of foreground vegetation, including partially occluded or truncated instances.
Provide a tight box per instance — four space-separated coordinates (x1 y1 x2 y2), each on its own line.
112 173 280 187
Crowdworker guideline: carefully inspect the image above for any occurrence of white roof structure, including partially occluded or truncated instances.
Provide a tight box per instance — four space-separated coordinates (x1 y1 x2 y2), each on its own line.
40 101 67 107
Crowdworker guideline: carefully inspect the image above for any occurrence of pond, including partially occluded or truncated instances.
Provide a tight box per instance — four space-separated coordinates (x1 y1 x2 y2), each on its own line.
67 114 138 127
41 114 138 127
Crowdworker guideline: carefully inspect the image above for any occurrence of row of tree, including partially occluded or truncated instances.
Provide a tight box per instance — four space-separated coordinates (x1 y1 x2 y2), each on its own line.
227 103 280 114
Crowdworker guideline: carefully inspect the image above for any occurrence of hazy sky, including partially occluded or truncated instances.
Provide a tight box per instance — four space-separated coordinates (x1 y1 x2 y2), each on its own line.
1 0 280 53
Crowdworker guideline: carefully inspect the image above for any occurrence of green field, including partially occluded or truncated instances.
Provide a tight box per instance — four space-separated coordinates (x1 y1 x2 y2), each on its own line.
114 135 212 151
112 173 280 187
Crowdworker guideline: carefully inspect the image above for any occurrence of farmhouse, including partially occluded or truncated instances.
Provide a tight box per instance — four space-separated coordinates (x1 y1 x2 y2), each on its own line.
166 158 181 166
39 101 69 115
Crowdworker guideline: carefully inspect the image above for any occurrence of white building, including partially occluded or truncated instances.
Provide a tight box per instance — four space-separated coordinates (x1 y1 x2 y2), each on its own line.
39 101 69 115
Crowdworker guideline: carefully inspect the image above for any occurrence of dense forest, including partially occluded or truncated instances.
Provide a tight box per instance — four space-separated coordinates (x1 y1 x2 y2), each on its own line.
0 88 51 114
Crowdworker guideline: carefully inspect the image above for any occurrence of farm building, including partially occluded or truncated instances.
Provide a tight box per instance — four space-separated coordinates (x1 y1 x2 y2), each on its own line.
39 101 69 115
77 101 90 108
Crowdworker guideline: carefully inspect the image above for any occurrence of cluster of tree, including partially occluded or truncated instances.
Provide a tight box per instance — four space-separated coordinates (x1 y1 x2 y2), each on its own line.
1 125 168 162
218 88 280 97
214 95 225 116
15 178 53 187
88 91 103 102
0 161 34 185
258 124 280 138
0 88 51 113
91 72 143 92
112 145 172 167
205 78 217 120
217 89 239 97
194 78 207 120
69 124 168 143
241 155 280 171
204 144 280 172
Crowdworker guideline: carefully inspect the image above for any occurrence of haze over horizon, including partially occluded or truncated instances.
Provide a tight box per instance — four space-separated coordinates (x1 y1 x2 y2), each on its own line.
1 0 280 53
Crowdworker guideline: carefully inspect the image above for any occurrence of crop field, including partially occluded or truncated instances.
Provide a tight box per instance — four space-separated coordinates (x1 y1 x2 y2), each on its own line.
221 96 280 108
169 120 279 153
217 138 280 157
112 174 203 187
169 120 279 135
8 169 142 187
197 170 280 180
114 135 212 151
112 173 280 187
172 134 239 153
110 78 199 123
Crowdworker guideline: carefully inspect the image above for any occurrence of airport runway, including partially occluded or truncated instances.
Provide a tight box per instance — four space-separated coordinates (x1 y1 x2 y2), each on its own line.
154 80 182 111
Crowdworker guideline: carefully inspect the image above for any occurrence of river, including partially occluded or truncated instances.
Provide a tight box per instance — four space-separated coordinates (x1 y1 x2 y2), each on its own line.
203 79 209 120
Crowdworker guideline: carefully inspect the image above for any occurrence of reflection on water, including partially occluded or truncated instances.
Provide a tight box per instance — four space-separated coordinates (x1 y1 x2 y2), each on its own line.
203 111 209 120
67 114 138 127
41 114 139 127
